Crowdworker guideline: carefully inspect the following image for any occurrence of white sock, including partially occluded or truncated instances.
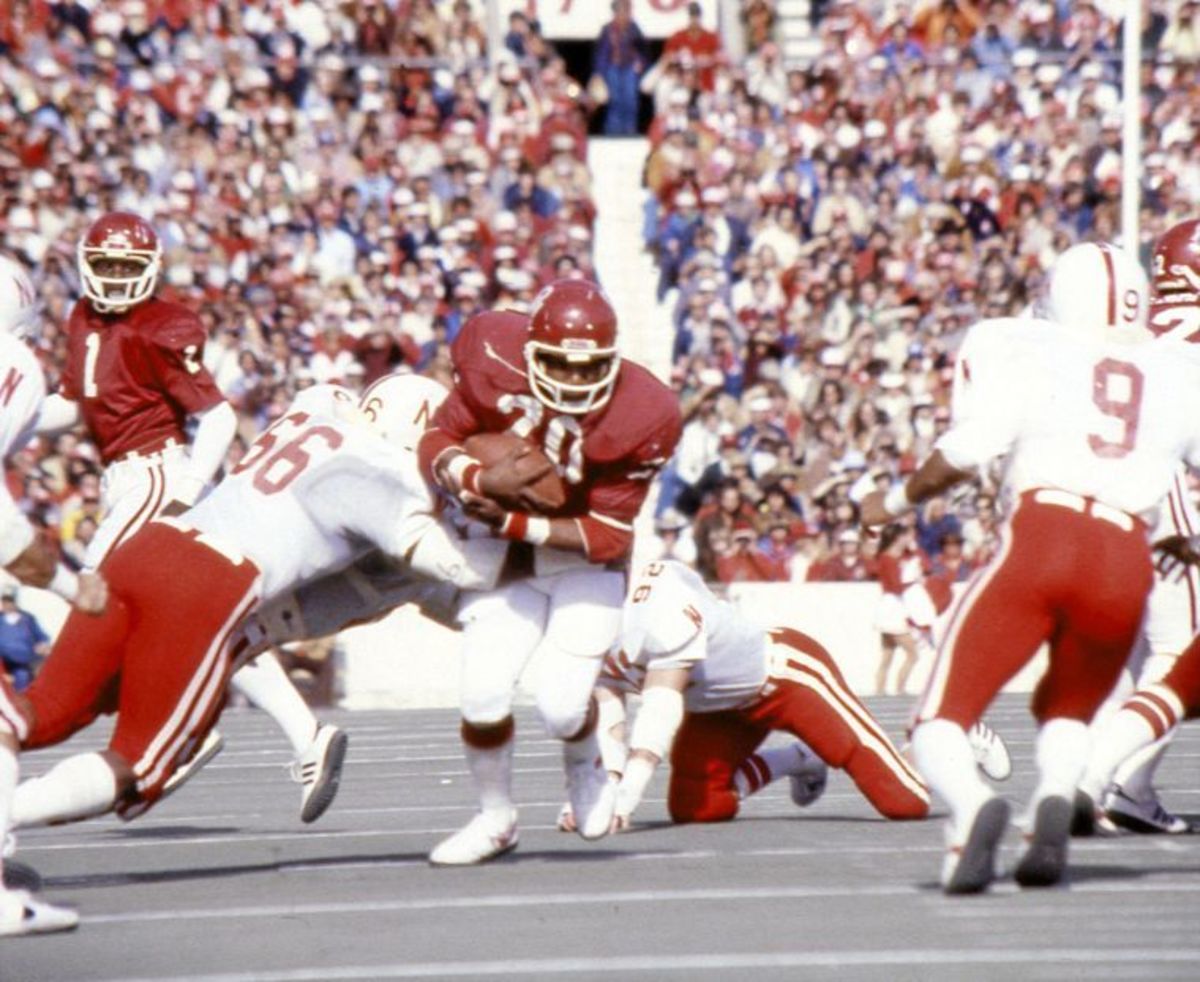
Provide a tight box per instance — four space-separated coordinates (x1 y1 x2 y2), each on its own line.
1031 717 1090 805
12 752 118 828
466 739 516 828
734 743 809 799
1110 729 1174 800
230 653 317 757
911 719 993 828
1079 709 1158 801
0 745 15 887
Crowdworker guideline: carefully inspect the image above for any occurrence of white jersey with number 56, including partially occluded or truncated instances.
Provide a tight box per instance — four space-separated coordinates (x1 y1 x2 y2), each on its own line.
181 394 506 602
942 317 1200 525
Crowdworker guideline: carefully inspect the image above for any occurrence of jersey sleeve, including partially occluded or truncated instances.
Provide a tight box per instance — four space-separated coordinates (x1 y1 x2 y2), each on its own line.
0 343 46 459
148 315 225 414
937 327 1022 470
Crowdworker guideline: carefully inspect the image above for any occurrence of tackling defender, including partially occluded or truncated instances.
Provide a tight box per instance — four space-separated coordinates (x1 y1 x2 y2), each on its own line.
0 381 514 933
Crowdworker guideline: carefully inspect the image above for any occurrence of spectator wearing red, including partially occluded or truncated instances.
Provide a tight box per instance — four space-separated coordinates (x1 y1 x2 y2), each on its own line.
807 530 874 583
663 3 723 90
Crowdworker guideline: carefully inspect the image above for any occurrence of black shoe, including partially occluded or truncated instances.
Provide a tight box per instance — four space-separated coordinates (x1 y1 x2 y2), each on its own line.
1070 789 1097 838
943 798 1011 896
2 860 43 893
1015 795 1072 887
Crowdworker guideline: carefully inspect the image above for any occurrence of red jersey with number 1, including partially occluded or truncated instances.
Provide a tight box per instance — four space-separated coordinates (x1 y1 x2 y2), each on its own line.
61 297 224 464
420 311 682 561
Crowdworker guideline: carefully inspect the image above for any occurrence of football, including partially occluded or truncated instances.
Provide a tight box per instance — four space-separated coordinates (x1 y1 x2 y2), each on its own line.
463 431 567 511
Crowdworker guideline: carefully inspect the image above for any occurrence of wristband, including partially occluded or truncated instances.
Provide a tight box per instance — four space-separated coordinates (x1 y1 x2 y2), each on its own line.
444 453 482 497
499 512 551 546
48 564 79 602
883 482 914 519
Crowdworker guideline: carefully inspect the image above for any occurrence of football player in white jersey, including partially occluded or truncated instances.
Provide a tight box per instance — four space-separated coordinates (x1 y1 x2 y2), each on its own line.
1078 219 1200 835
592 560 932 830
0 255 109 936
861 242 1200 894
0 381 514 930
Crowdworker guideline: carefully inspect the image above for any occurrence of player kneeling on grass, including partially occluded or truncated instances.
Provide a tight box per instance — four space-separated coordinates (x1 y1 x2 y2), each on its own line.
561 561 1009 833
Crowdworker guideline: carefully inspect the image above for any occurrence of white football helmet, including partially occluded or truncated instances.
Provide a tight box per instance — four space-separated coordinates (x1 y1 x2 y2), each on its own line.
290 383 359 420
0 254 40 338
1044 242 1150 342
358 372 448 449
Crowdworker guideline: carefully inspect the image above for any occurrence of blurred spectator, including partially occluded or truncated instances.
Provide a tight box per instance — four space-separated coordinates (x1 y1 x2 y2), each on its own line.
646 508 699 566
594 0 648 135
663 3 723 90
807 529 874 582
715 522 787 582
0 586 50 692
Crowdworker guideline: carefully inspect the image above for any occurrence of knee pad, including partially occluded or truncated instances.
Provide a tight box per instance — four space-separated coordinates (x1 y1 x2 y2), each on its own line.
668 776 739 824
537 688 592 740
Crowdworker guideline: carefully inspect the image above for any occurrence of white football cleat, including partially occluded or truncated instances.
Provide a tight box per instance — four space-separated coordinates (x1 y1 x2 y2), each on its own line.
788 744 829 808
941 797 1010 896
429 811 519 866
1102 785 1192 835
161 728 225 800
0 889 79 938
291 723 348 824
563 735 616 840
967 720 1012 782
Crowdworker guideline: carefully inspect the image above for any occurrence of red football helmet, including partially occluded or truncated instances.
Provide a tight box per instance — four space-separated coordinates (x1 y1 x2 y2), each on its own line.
1153 218 1200 296
77 212 162 313
525 278 620 414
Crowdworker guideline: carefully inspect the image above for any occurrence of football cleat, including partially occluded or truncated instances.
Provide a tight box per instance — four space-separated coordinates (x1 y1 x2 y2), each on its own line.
429 811 519 866
563 735 616 840
788 744 829 808
1070 789 1099 838
1015 795 1073 888
0 890 79 938
1101 785 1192 835
2 847 43 893
967 720 1012 782
161 728 225 801
291 724 348 824
555 802 577 833
941 797 1010 895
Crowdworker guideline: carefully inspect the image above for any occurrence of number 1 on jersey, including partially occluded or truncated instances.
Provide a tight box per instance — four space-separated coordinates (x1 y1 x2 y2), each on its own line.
83 332 101 398
1088 358 1144 459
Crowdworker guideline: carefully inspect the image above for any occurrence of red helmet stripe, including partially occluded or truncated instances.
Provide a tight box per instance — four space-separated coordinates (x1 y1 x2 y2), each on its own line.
1098 242 1116 325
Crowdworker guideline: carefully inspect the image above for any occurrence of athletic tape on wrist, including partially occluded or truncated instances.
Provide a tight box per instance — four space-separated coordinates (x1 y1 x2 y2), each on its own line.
883 483 913 519
49 564 79 602
629 685 684 761
445 453 482 497
500 512 551 546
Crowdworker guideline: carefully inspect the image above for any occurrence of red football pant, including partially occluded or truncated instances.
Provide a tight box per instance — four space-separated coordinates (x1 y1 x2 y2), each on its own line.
667 628 930 823
917 493 1152 729
20 522 261 813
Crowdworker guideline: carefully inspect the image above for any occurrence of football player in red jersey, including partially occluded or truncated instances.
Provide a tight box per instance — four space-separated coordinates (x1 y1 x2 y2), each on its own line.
1078 219 1200 835
33 214 344 824
417 278 683 864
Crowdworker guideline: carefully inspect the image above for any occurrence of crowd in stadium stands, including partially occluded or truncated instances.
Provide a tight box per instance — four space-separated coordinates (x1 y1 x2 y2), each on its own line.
0 0 598 576
1 0 1199 593
641 0 1200 584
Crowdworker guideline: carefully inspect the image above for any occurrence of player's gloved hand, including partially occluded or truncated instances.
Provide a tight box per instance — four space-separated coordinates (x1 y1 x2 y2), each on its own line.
75 572 109 615
477 446 553 512
1153 534 1200 581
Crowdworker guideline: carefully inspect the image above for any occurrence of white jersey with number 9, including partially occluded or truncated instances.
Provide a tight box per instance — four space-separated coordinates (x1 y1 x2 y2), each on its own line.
941 317 1200 526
